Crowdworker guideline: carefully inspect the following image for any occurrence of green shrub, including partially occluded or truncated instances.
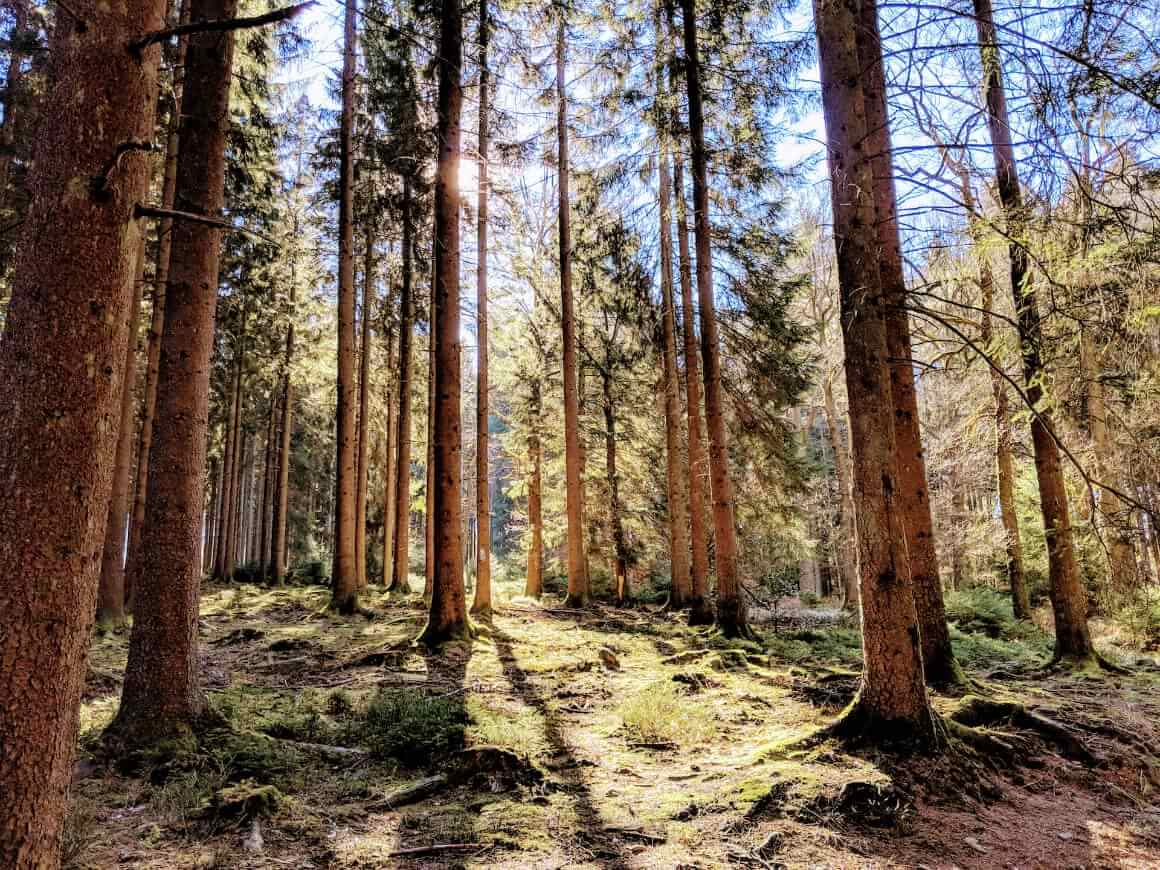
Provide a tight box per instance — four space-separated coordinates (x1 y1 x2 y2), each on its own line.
289 560 327 586
799 592 821 608
356 689 466 763
944 586 1014 637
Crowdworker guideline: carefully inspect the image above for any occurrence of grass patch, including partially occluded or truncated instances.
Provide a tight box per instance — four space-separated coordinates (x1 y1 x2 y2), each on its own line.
467 697 546 757
358 688 466 763
766 627 862 665
617 680 715 745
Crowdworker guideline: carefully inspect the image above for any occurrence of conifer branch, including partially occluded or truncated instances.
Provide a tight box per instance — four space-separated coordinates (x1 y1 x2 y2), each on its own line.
128 1 317 56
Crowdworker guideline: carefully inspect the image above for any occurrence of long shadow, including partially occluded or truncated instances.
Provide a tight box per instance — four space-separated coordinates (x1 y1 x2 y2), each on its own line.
491 627 632 869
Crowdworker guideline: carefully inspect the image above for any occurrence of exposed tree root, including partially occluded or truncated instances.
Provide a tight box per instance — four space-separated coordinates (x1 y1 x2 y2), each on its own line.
415 618 476 649
949 695 1101 764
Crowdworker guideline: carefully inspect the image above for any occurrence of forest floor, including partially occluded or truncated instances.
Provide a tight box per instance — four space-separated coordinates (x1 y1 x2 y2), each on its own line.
70 579 1160 869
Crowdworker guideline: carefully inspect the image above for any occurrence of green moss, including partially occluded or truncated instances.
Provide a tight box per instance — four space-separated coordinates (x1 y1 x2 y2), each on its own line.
356 688 466 762
617 680 715 745
208 779 285 819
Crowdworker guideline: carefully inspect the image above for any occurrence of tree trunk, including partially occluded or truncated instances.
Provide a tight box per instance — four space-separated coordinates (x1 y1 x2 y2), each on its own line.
418 0 469 645
216 354 242 580
814 0 938 744
127 0 191 609
0 2 166 860
97 237 147 627
382 298 398 588
603 370 630 602
223 341 245 580
205 457 221 576
822 374 859 612
973 0 1095 664
856 0 960 687
425 286 436 600
356 225 374 589
556 14 589 607
0 0 28 217
472 0 492 615
272 281 296 585
259 389 277 578
391 175 415 592
673 153 714 625
526 378 544 598
111 0 237 746
679 0 746 636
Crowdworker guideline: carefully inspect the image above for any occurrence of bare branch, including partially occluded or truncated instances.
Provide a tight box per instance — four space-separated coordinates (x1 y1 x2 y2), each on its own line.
128 1 317 56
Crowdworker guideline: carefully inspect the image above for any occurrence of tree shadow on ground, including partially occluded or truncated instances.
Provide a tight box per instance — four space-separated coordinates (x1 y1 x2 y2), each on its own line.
490 626 633 869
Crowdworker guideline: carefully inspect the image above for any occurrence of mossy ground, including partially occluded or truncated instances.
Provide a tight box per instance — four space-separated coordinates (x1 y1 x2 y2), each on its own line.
69 580 1160 868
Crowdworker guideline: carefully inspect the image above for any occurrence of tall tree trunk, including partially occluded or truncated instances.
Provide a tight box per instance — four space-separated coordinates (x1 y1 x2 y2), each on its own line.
215 355 242 580
857 0 960 687
111 0 237 745
963 168 1030 618
0 2 165 861
127 0 191 609
658 144 692 606
97 236 147 627
814 0 938 744
425 290 436 599
356 226 374 589
822 374 859 612
418 0 469 645
382 299 398 588
679 0 747 636
603 370 630 602
331 0 360 612
526 377 544 598
472 0 492 615
205 456 221 576
973 0 1095 665
391 175 415 592
673 153 713 625
259 389 277 578
224 342 245 580
272 282 296 585
557 14 588 606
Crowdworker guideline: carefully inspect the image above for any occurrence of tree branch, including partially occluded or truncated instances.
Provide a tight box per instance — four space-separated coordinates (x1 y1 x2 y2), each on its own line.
128 1 317 55
134 204 277 245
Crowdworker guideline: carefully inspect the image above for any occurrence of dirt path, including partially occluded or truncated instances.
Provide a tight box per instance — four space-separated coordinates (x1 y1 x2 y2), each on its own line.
70 584 1160 868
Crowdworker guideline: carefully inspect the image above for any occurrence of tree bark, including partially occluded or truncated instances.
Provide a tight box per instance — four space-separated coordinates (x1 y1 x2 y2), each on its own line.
224 338 246 579
111 0 237 746
381 294 398 588
0 2 165 860
556 14 589 607
822 374 859 612
127 0 191 608
603 370 631 602
356 225 374 588
673 153 714 625
97 236 147 627
418 0 469 645
973 0 1095 664
425 283 436 599
814 0 938 744
856 0 960 687
259 388 277 578
471 0 492 615
526 377 544 598
679 0 747 636
0 0 27 218
391 175 415 592
272 281 296 584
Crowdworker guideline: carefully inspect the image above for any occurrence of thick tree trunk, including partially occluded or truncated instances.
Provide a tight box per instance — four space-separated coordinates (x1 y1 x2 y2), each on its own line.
472 0 492 614
126 0 191 608
603 371 631 602
814 0 938 744
658 145 692 608
679 0 746 636
526 378 544 598
673 154 714 625
356 226 374 589
973 0 1095 664
556 15 588 607
272 283 296 584
0 1 165 860
97 237 147 627
331 0 360 612
822 375 859 612
111 0 237 746
856 0 960 687
418 0 469 645
391 175 415 592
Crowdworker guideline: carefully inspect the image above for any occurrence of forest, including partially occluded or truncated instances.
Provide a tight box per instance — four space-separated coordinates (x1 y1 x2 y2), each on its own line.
0 0 1158 866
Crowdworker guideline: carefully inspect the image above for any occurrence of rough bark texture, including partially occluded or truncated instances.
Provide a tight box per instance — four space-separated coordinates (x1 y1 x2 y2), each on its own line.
418 0 469 645
472 0 492 614
680 0 746 636
425 283 436 599
356 227 374 589
822 375 859 612
391 176 415 593
111 0 237 746
272 299 294 584
973 0 1095 663
259 389 277 577
127 0 191 608
856 0 960 687
97 237 147 627
673 154 713 625
0 2 164 862
557 15 589 607
603 371 631 602
526 378 544 598
381 300 398 588
658 147 692 608
814 0 938 743
331 0 360 612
